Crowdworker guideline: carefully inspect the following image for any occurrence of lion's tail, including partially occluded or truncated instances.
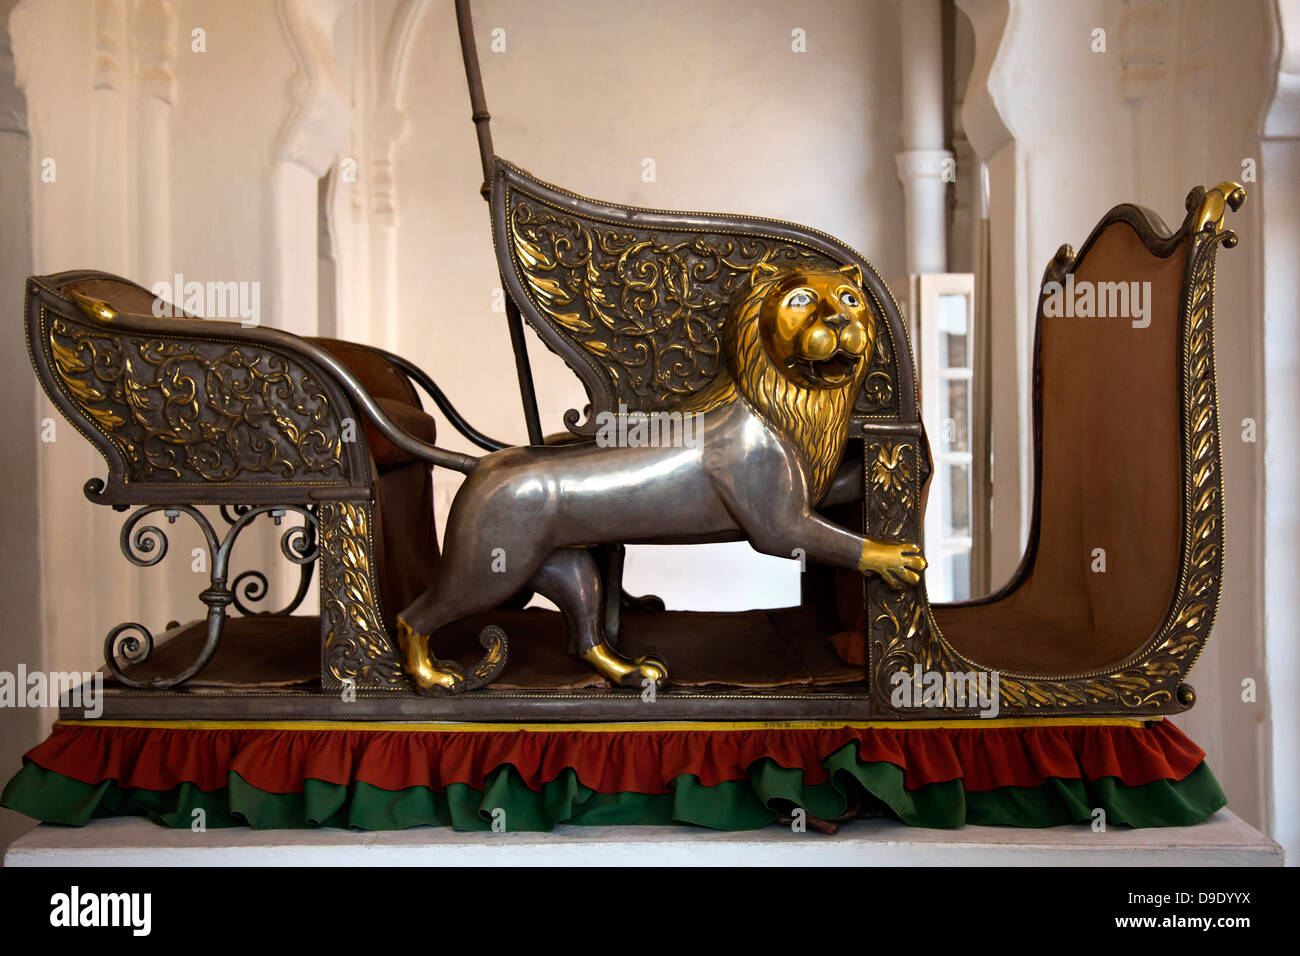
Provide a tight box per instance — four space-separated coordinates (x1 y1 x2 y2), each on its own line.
420 445 480 474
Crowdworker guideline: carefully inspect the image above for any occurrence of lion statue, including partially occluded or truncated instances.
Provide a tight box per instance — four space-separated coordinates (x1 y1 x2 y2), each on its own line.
397 260 927 695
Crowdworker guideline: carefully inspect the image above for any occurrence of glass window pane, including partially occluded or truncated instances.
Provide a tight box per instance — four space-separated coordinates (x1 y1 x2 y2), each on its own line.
940 378 970 453
943 462 971 537
937 293 969 368
949 549 971 602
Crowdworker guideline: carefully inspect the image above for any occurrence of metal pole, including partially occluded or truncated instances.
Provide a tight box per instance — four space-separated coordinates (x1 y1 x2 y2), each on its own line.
506 297 545 445
455 0 545 445
455 0 495 194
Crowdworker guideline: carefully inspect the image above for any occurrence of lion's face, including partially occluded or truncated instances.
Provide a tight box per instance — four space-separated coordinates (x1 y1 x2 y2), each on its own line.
722 258 880 500
756 265 874 390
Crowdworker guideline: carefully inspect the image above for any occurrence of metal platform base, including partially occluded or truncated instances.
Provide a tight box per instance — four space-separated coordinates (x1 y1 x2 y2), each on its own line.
68 684 878 723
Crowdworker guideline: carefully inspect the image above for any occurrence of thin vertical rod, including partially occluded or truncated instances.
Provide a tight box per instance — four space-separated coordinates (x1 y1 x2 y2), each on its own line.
506 297 545 445
455 0 544 444
455 0 495 193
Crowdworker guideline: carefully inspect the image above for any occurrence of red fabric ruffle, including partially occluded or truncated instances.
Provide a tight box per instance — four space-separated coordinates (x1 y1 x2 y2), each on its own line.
21 720 1206 797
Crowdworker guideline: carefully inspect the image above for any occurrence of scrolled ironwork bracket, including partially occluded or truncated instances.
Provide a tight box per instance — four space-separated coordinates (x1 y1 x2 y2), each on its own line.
104 503 320 689
220 504 319 617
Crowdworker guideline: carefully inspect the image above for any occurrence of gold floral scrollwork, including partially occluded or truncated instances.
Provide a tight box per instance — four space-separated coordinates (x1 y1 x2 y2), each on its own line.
508 195 897 418
46 314 346 483
319 501 405 689
868 442 917 539
863 438 948 709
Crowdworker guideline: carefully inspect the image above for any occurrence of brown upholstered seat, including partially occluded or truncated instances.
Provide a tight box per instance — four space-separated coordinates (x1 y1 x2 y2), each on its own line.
931 219 1189 675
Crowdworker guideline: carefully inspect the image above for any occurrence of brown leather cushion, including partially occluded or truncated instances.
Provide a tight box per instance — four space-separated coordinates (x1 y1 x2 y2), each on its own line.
309 338 439 469
543 431 584 445
118 607 864 692
115 616 319 687
931 221 1187 674
305 339 442 622
410 606 862 689
309 338 418 405
371 397 439 468
372 459 440 626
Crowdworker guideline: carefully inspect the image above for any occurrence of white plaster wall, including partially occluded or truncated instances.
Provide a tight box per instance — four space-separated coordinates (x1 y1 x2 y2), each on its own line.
0 0 43 856
389 0 905 609
1259 0 1300 870
168 0 300 324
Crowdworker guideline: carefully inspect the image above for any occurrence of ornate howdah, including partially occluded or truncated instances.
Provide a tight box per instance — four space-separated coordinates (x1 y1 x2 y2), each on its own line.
24 178 1240 720
0 0 1247 843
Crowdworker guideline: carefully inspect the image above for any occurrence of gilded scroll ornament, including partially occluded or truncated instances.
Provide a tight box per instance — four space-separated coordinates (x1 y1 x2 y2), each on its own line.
508 196 897 421
1190 181 1246 240
319 501 405 689
46 315 345 483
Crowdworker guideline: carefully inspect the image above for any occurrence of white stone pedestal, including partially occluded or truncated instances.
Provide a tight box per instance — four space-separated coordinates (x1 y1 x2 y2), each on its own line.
3 810 1283 867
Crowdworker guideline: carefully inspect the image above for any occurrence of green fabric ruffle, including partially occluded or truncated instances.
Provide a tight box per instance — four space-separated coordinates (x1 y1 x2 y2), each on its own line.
2 746 1226 832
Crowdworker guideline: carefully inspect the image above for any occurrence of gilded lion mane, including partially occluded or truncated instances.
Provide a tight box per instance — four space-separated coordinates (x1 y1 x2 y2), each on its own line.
678 262 876 502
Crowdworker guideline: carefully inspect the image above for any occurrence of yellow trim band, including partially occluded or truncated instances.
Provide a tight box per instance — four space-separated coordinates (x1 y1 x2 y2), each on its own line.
57 717 1152 733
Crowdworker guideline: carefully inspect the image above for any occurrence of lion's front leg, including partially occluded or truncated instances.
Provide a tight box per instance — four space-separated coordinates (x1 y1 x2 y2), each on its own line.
719 479 926 590
858 539 927 590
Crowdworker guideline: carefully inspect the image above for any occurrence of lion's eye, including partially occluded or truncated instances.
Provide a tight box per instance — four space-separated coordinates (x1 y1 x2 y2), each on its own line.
839 290 861 308
787 291 815 308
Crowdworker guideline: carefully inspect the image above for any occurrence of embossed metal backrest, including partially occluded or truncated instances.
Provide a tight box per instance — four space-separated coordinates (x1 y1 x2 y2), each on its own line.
490 160 919 436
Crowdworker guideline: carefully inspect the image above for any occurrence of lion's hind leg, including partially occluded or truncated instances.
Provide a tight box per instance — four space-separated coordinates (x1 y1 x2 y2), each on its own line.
397 536 550 697
530 548 669 692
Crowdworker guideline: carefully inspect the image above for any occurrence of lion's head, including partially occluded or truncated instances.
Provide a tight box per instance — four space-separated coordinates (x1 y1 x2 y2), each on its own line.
722 260 878 501
755 262 876 390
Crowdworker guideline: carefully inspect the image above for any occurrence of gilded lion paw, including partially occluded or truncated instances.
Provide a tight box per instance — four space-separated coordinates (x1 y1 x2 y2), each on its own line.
631 653 669 690
397 617 467 696
580 644 670 690
858 540 927 589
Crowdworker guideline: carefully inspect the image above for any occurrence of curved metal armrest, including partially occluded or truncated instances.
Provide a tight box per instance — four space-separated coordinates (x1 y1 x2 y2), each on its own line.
371 347 508 453
27 274 478 499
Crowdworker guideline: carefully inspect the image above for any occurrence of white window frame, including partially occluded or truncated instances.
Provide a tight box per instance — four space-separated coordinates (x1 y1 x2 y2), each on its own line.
908 272 982 603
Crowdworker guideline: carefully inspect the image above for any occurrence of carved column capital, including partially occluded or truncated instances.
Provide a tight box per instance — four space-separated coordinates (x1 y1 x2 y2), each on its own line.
275 0 357 177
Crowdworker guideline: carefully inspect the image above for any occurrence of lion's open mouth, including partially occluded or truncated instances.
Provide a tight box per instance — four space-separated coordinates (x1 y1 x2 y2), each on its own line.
787 349 862 386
